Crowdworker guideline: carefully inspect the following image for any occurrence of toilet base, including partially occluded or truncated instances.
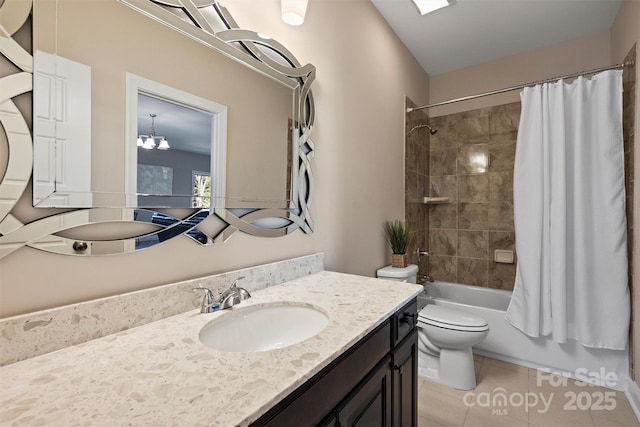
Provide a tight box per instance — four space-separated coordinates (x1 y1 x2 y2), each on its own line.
418 346 478 390
418 351 439 381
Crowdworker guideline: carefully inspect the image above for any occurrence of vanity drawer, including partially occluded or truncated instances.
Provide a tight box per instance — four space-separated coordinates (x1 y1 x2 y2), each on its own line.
392 299 417 347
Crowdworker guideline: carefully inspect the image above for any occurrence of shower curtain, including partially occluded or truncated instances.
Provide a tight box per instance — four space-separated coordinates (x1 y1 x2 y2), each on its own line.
505 70 630 350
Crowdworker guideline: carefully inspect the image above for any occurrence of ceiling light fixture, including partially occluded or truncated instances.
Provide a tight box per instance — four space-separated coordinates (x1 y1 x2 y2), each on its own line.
139 113 170 151
411 0 452 15
281 0 308 26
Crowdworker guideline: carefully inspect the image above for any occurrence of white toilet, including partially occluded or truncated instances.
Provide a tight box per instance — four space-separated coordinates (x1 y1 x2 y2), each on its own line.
376 264 419 283
376 264 488 390
417 305 489 390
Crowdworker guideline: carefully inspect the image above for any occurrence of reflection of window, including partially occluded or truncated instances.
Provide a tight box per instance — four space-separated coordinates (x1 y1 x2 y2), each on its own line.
193 171 211 208
138 164 173 195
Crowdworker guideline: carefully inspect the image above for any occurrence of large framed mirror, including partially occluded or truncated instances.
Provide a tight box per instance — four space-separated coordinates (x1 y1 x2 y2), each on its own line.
0 0 315 258
32 0 302 210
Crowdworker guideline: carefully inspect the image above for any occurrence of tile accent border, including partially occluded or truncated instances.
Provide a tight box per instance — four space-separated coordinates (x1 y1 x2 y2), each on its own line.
0 253 324 366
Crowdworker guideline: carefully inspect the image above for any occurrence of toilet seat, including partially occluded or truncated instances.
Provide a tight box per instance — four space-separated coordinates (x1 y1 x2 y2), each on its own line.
419 317 489 332
418 305 489 332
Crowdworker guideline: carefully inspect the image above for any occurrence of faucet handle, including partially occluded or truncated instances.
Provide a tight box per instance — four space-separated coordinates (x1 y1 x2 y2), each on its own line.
231 276 251 301
193 287 219 313
193 287 214 300
231 276 246 287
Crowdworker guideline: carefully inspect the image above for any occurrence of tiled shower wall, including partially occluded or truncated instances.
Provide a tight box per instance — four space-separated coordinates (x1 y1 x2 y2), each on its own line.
623 45 636 380
406 56 635 293
426 102 520 289
623 46 636 309
405 98 429 275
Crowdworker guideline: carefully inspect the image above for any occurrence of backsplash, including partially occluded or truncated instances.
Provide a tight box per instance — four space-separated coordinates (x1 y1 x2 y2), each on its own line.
0 253 324 366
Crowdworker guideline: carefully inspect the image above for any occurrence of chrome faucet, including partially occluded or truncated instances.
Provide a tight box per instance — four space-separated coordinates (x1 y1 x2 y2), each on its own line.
192 277 251 314
415 248 434 283
419 274 435 283
192 287 221 313
416 248 430 261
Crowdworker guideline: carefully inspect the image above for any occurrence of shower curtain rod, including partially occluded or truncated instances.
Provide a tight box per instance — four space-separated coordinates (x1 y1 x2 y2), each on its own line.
406 61 634 113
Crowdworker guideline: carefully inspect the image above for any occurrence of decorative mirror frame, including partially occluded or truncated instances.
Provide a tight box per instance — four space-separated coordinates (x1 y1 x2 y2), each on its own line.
0 0 315 258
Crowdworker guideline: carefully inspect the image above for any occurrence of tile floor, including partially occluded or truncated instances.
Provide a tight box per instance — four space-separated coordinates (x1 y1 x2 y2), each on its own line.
418 355 640 427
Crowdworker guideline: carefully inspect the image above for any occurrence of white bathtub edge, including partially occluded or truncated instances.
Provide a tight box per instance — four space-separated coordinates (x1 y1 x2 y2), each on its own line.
474 348 549 372
423 281 630 394
625 378 640 424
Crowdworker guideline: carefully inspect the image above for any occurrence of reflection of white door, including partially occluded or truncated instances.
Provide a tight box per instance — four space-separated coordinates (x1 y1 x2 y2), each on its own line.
33 50 92 207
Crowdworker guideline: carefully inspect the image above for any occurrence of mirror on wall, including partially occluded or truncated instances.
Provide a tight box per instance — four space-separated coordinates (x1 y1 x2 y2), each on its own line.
0 0 315 258
32 0 296 209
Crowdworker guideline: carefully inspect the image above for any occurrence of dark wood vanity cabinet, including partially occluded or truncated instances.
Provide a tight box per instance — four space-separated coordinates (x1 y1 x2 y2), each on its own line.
337 356 393 427
392 329 418 427
251 298 418 427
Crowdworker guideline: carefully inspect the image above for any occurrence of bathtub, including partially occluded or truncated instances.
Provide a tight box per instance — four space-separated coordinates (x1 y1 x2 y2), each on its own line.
418 281 629 391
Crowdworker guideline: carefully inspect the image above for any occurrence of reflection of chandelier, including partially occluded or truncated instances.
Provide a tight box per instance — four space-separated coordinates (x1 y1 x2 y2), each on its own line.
137 113 170 150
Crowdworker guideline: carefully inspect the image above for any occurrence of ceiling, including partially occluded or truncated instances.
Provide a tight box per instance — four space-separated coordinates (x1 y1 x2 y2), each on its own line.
134 1 623 150
370 0 622 76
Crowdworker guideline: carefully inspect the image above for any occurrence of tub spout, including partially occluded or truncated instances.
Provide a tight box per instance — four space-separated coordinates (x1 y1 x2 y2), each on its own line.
418 274 434 283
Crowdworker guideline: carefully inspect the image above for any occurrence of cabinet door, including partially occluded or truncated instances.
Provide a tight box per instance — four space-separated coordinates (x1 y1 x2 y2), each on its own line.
318 413 337 427
253 322 391 427
337 356 392 427
392 329 418 427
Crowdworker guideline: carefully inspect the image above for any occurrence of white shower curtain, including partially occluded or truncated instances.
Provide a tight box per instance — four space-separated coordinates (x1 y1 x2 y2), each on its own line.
505 70 630 350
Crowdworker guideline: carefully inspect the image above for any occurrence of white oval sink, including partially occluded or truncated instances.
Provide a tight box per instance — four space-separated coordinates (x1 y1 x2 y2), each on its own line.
199 303 330 352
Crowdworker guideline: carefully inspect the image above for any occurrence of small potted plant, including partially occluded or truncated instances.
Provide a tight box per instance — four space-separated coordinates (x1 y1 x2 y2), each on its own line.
383 219 413 268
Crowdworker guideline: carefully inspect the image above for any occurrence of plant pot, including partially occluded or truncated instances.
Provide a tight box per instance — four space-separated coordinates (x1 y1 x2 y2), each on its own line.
391 254 408 268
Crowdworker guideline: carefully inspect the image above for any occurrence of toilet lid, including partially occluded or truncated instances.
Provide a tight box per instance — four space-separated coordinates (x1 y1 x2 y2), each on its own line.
418 305 488 329
376 264 419 279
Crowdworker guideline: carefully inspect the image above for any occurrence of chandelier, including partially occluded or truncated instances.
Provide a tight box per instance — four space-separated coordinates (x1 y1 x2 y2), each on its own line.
137 113 170 150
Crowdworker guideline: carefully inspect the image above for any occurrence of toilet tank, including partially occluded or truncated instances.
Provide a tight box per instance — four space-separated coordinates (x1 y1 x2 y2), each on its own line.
376 264 419 284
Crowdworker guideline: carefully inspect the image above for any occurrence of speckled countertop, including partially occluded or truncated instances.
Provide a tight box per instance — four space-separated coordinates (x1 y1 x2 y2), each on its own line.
0 271 423 426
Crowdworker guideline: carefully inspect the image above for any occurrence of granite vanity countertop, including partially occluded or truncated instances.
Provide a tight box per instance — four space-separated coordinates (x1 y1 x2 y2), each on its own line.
0 271 423 426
